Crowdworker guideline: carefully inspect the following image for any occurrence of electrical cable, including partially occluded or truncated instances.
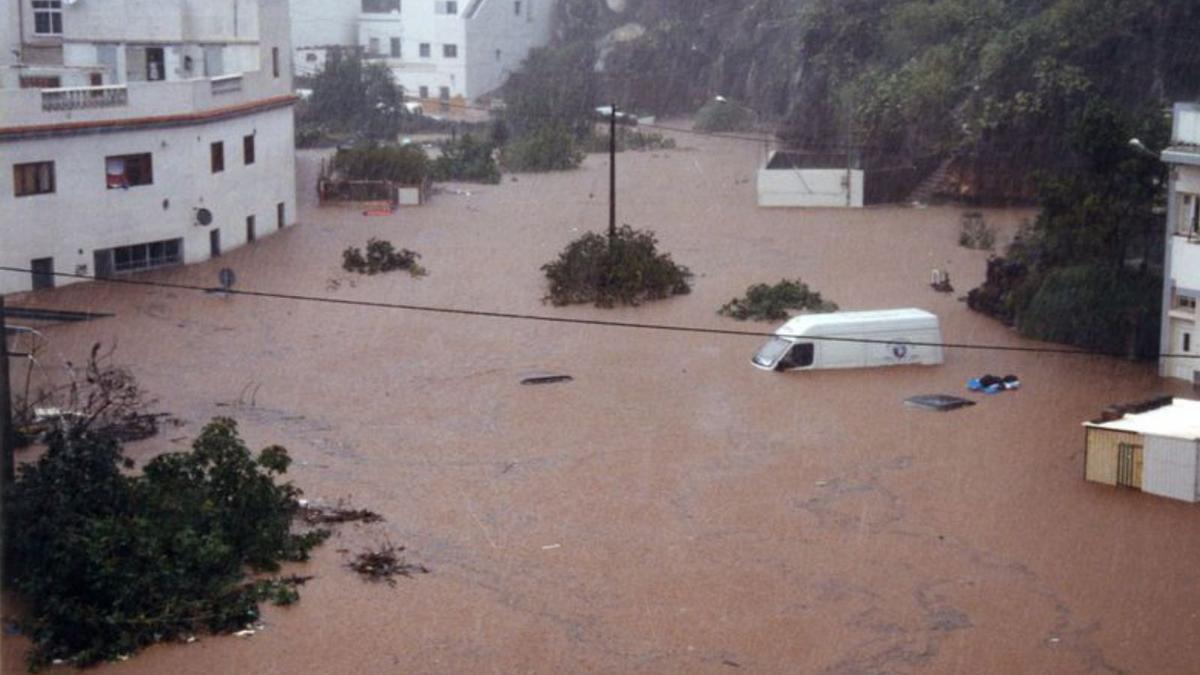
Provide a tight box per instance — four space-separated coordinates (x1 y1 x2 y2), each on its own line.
1 266 1191 360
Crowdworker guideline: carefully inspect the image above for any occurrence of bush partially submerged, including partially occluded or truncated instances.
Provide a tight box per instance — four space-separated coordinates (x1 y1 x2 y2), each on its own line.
4 418 329 669
958 212 996 250
332 143 429 184
719 279 839 321
343 238 426 277
501 127 584 172
694 99 755 133
431 134 501 184
542 225 692 307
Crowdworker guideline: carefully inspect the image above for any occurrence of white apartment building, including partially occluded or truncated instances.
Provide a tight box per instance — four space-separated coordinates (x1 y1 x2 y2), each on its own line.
1160 102 1200 384
0 0 298 295
291 0 553 102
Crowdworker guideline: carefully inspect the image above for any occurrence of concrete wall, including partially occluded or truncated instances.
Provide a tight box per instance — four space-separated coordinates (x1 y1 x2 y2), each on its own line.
289 0 359 50
1142 435 1199 502
757 169 865 208
464 0 552 99
0 0 18 75
0 104 296 294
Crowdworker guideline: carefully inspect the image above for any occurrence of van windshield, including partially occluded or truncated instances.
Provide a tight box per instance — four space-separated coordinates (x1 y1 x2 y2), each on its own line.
754 338 793 368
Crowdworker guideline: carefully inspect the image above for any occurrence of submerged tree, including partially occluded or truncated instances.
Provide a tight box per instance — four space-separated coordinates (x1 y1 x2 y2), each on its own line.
4 419 329 669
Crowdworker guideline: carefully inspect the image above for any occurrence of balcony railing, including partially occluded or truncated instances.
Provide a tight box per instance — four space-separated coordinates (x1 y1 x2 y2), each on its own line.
210 74 244 95
41 85 129 112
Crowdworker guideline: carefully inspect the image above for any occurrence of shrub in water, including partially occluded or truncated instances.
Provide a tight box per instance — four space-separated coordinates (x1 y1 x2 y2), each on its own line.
4 418 329 669
431 134 500 184
958 212 996 251
343 238 426 277
718 279 839 321
501 127 584 172
542 225 692 307
332 143 429 184
693 99 755 133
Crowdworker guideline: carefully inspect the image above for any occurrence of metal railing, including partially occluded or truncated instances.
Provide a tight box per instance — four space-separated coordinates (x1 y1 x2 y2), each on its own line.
41 85 128 111
210 74 243 95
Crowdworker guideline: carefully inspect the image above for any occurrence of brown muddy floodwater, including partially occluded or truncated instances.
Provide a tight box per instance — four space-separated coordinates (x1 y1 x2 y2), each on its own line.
3 127 1197 674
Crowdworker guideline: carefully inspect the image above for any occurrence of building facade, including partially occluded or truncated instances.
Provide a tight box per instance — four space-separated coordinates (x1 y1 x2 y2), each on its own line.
1 0 298 295
292 0 552 103
1160 102 1200 384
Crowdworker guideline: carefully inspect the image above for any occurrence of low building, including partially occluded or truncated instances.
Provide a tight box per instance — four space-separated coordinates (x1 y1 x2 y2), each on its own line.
0 0 298 295
756 150 864 209
1083 397 1200 502
1160 102 1200 384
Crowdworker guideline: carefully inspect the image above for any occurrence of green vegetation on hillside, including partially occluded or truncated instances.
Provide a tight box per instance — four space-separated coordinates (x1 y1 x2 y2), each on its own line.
548 0 1200 199
966 102 1167 357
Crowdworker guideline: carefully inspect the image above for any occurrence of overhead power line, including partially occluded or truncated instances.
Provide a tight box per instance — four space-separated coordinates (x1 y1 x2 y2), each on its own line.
0 266 1188 360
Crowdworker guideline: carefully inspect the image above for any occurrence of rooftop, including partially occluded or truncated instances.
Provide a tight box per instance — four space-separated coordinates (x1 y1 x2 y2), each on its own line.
1084 398 1200 440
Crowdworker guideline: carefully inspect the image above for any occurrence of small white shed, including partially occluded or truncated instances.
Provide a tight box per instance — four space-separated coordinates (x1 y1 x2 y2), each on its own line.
1083 398 1200 502
757 150 864 208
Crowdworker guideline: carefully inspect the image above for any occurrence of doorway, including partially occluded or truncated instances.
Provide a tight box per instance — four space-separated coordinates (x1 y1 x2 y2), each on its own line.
146 47 165 81
210 229 221 258
31 258 54 290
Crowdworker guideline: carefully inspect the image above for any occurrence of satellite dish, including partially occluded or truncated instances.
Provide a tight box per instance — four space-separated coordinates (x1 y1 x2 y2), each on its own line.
195 208 213 226
218 268 236 290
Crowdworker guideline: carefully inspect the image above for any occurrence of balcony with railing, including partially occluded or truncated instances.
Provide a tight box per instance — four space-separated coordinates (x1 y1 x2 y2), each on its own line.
1 69 291 133
41 84 129 111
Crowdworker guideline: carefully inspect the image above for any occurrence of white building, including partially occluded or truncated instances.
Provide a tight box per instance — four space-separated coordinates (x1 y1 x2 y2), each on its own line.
757 150 864 209
292 0 553 103
1084 398 1200 502
0 0 298 295
1160 102 1200 384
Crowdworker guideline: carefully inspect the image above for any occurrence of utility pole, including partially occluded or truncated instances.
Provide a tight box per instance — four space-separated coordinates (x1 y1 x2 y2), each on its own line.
1 295 14 580
609 102 618 247
1 295 13 486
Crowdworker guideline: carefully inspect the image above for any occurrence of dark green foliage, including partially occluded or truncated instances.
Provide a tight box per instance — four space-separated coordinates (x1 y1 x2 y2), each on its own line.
4 419 329 669
297 49 408 146
719 280 839 321
343 238 426 277
542 0 1200 199
431 134 501 184
966 103 1166 357
958 212 995 250
1018 265 1161 356
501 42 599 140
501 127 585 172
542 225 692 307
693 99 756 133
582 128 678 153
332 143 429 184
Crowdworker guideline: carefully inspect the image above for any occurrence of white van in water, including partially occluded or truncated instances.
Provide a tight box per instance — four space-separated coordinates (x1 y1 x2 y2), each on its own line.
752 309 944 372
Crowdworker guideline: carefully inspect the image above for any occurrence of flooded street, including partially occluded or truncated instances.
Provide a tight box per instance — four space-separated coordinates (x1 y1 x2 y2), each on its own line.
4 129 1197 674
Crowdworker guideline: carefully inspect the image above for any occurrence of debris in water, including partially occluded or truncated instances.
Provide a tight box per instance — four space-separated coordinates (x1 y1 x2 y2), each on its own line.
905 395 976 412
967 374 1021 394
348 541 430 586
520 373 573 386
298 500 384 525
